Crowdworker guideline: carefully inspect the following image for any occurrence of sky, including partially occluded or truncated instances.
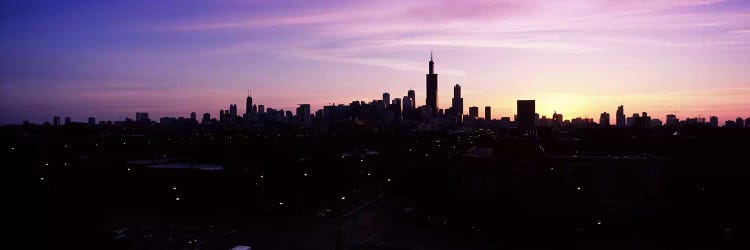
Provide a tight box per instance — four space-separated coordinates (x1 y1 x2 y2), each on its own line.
1 0 750 124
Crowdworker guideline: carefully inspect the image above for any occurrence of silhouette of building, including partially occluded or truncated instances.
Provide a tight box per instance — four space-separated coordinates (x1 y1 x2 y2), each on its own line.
202 113 210 124
407 89 416 109
258 105 265 114
53 116 61 126
402 96 411 113
469 106 479 119
451 84 463 115
426 52 438 115
246 95 253 115
666 114 678 127
136 112 149 122
229 104 238 118
485 106 491 120
190 112 197 121
552 111 563 125
616 105 625 128
383 93 390 108
64 117 71 125
710 116 719 127
600 112 610 127
516 100 535 130
297 104 311 125
737 117 745 128
88 117 95 125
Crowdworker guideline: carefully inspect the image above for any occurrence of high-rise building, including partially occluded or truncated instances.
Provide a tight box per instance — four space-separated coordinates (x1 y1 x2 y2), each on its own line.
136 112 149 122
402 96 411 112
616 105 625 128
258 105 265 114
425 52 438 115
710 116 719 127
202 113 210 124
451 84 463 115
600 112 610 127
229 104 238 118
190 112 197 121
407 89 416 109
516 100 535 130
246 95 253 115
468 106 479 118
392 98 402 113
88 117 95 125
64 117 71 125
485 106 491 120
383 93 390 108
53 116 61 126
297 104 311 125
737 117 745 128
666 114 678 126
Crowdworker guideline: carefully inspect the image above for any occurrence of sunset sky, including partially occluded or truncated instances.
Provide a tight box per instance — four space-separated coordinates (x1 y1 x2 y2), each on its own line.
2 0 749 124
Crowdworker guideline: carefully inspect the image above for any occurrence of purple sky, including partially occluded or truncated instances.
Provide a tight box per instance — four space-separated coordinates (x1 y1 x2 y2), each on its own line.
1 0 750 124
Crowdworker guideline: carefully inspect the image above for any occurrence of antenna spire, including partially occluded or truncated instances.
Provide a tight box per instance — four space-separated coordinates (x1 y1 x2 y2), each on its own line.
430 51 433 61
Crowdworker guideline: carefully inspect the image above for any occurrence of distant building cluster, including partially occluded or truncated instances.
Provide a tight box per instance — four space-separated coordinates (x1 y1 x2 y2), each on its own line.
34 54 749 131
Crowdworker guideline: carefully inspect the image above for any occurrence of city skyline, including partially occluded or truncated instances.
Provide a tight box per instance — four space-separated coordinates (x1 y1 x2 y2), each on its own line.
2 0 750 124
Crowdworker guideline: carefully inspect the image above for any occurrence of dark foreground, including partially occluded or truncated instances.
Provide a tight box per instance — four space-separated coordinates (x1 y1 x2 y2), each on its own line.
4 126 749 249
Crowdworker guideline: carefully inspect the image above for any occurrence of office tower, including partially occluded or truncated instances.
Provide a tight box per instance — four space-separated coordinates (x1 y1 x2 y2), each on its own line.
190 112 196 121
258 105 265 114
297 104 311 125
407 89 416 109
53 116 61 126
469 106 479 118
746 118 750 128
202 113 210 124
516 100 535 130
88 117 95 125
552 111 563 124
64 117 71 125
666 114 678 126
136 112 149 122
616 105 625 128
485 106 491 120
383 93 390 108
425 52 438 115
393 98 402 113
737 117 745 128
246 95 253 115
710 116 719 127
451 84 463 115
402 96 411 112
229 104 238 118
600 112 610 127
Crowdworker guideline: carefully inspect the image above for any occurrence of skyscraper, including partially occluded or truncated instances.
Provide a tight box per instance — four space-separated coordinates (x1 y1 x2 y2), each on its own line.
53 116 61 126
229 104 238 118
710 116 719 127
407 89 416 109
402 96 411 112
383 93 390 108
88 117 95 126
258 105 265 114
246 94 253 115
516 100 535 130
737 117 745 128
297 104 311 125
451 84 463 115
600 112 610 127
425 52 438 115
190 112 197 121
202 113 210 124
616 105 625 128
485 106 491 120
469 106 479 118
136 112 149 122
64 117 71 125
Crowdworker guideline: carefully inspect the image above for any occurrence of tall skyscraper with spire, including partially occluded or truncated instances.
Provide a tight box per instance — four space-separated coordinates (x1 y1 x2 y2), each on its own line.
616 105 625 128
426 52 438 115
